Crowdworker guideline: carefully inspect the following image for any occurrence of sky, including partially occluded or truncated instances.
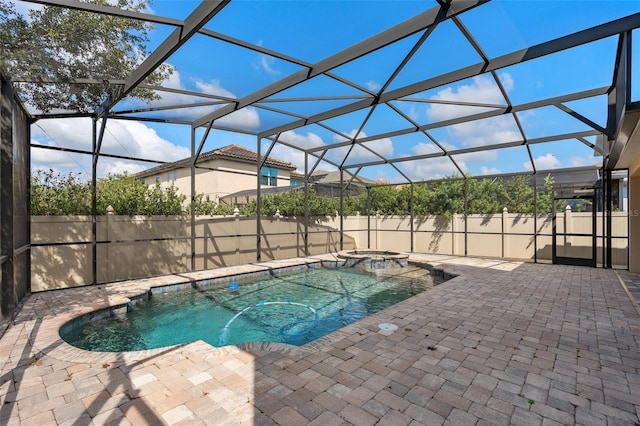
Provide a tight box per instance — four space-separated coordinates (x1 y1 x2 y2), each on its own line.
24 0 640 183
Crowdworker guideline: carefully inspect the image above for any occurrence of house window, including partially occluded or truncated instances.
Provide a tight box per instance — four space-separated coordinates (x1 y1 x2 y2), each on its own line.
166 172 171 182
260 167 277 186
290 179 302 187
173 170 177 181
155 175 160 182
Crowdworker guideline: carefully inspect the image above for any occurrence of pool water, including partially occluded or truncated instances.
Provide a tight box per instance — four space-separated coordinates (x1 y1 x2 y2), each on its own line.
61 266 444 352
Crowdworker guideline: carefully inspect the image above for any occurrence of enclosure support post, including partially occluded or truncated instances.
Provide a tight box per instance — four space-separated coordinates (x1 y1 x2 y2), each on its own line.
605 169 613 268
601 167 606 267
339 169 344 251
91 118 96 286
91 115 108 284
629 173 640 273
502 207 507 258
190 126 196 271
464 179 468 257
533 175 538 263
304 152 309 256
256 137 262 262
593 189 598 268
552 195 557 263
410 183 414 253
367 187 371 249
90 119 97 285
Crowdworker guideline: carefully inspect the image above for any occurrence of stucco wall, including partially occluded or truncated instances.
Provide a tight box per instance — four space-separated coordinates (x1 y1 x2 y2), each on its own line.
153 158 292 202
630 175 640 273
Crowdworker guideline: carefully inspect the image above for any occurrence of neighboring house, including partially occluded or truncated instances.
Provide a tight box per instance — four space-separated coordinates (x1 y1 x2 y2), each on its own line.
306 170 376 197
134 144 298 203
220 169 376 206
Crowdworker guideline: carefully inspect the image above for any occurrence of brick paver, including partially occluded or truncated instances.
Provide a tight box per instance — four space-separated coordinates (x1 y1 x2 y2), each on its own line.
0 254 639 424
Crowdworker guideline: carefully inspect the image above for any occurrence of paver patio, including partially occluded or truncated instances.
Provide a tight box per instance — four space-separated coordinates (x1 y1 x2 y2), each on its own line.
1 254 639 425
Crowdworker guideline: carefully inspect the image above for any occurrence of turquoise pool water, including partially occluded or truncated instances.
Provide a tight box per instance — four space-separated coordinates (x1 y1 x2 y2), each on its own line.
61 265 443 352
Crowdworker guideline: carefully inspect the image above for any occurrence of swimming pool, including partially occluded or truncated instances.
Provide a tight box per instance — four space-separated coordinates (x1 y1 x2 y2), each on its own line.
61 264 444 352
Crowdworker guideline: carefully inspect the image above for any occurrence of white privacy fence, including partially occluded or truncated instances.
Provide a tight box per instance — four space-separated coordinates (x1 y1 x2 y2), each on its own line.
31 210 628 291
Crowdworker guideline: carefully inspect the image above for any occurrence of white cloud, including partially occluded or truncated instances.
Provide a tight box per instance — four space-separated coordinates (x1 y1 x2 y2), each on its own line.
412 142 445 155
272 130 327 171
447 116 521 147
526 153 560 171
400 157 464 181
408 104 419 122
523 153 595 172
99 160 147 176
499 73 514 92
480 166 501 175
373 169 397 184
216 107 261 130
253 55 281 76
195 79 235 98
398 143 465 181
331 130 394 164
272 128 394 171
190 76 261 129
425 73 520 158
109 120 190 159
567 156 595 167
361 138 394 158
325 145 351 166
251 41 281 76
365 80 381 92
125 69 260 130
13 1 42 20
31 118 190 176
279 130 326 148
426 73 510 122
452 147 499 164
30 140 90 176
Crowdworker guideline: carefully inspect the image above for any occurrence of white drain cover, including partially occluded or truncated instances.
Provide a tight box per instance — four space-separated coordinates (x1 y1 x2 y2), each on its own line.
378 323 398 331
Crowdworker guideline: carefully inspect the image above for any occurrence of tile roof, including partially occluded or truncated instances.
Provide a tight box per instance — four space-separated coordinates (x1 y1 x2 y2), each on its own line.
135 144 297 178
309 169 375 185
287 170 375 184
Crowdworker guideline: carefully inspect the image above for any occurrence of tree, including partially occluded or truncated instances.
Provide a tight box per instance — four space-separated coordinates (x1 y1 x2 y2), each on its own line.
466 178 506 214
0 0 172 112
96 172 186 215
503 175 535 214
96 172 147 215
27 171 550 218
31 170 186 215
144 181 185 215
426 178 466 219
31 169 92 215
241 188 342 217
368 185 404 215
193 194 216 215
410 183 434 216
535 175 555 214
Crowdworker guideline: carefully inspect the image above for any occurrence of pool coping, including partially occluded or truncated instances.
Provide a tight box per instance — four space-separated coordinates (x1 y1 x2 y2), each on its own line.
30 253 460 365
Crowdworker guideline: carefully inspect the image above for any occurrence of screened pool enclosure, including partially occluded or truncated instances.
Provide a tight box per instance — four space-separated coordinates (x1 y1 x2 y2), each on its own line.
1 0 640 325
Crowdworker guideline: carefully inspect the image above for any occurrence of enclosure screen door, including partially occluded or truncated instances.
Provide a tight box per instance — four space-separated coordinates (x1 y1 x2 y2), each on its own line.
552 197 596 267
